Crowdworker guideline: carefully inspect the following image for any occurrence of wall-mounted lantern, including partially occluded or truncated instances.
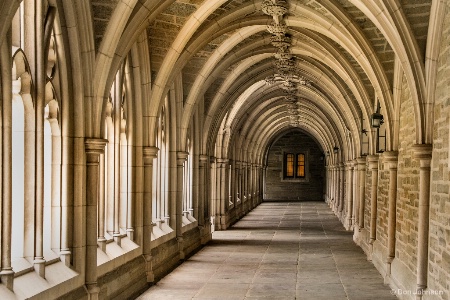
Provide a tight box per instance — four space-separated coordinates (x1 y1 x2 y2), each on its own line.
371 102 384 128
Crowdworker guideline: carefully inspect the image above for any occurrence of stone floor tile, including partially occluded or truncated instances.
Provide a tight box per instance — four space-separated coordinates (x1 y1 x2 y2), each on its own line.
138 202 397 300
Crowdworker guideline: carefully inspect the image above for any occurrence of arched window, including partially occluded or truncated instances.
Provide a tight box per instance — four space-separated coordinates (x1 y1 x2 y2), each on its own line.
152 100 173 239
182 137 194 222
100 66 133 247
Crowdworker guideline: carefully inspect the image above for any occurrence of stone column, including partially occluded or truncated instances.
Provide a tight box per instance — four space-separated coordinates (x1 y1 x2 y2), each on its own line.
198 155 208 228
367 155 379 255
412 144 432 297
339 163 345 213
352 159 358 228
198 155 209 244
345 161 354 230
98 154 106 252
209 157 216 232
357 157 367 230
216 158 228 230
331 166 338 212
326 166 331 205
383 151 398 277
84 138 107 300
143 146 158 282
176 151 188 259
0 36 14 291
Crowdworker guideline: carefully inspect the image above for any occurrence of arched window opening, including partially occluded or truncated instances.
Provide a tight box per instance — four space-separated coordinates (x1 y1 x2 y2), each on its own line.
43 94 61 260
11 51 34 266
11 72 25 262
104 100 114 238
119 106 129 236
152 101 173 239
182 137 195 225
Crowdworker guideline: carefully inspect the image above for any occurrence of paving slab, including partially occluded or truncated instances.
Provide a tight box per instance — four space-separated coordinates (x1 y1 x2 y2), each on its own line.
137 201 397 300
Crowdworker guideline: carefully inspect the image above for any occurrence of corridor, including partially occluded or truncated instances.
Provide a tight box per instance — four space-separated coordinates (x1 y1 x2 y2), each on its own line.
137 202 396 300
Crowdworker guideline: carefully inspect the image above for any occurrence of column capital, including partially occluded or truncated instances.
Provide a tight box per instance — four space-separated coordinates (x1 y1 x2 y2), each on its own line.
216 158 229 166
356 156 367 165
383 151 398 169
177 151 189 165
199 154 209 166
143 146 159 159
412 144 432 160
366 155 380 170
85 138 108 154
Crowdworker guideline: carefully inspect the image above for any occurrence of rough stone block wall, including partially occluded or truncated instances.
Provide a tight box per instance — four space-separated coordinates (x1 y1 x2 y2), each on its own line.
98 256 148 300
265 130 324 201
376 159 389 248
428 2 450 298
396 73 419 276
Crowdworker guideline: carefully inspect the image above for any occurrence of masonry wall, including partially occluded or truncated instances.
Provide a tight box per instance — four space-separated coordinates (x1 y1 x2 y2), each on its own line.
265 130 324 201
428 2 450 298
395 72 420 280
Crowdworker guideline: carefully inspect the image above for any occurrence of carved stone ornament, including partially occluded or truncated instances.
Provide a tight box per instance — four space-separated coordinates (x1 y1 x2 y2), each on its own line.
270 35 291 49
267 22 288 35
262 0 288 17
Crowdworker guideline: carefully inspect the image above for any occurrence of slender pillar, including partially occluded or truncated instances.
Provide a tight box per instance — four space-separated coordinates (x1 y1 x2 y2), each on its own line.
367 155 379 255
98 154 106 252
34 1 46 279
176 151 189 259
383 151 398 277
345 161 354 230
209 157 216 232
198 155 209 244
113 76 122 246
352 159 358 228
216 158 228 230
143 146 158 282
331 165 338 212
357 157 367 230
412 144 432 297
0 36 14 291
84 138 107 300
339 163 345 213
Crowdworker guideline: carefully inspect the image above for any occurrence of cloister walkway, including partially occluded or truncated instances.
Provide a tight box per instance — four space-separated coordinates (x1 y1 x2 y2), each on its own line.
137 202 397 300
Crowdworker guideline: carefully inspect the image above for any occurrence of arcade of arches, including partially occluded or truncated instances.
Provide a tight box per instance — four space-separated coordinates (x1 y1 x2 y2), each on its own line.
0 0 449 299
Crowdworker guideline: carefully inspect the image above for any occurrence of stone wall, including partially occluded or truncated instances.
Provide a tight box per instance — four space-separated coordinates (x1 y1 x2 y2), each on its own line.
265 130 324 201
396 73 420 276
376 159 389 250
428 2 450 298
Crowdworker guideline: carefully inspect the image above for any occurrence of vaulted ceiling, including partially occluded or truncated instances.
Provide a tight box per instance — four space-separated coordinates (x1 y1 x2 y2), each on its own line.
90 0 433 162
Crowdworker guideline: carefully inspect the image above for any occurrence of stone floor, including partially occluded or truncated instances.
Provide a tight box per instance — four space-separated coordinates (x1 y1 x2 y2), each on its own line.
137 201 397 300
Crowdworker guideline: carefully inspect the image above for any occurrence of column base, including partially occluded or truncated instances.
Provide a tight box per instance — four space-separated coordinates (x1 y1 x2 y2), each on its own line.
98 238 107 252
113 234 122 247
34 258 46 278
143 255 154 283
85 283 100 300
384 259 392 284
60 250 72 267
177 237 185 260
126 229 134 241
0 269 14 291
